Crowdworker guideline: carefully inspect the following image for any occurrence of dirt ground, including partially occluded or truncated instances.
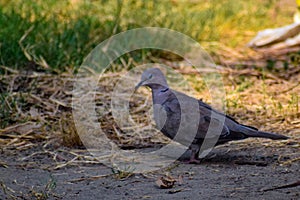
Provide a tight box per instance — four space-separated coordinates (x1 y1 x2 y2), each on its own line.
1 53 300 200
0 138 299 200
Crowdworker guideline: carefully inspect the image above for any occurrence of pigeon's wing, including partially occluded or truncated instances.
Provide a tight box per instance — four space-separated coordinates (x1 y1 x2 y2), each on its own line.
195 115 230 140
162 92 231 144
197 100 255 142
153 103 168 131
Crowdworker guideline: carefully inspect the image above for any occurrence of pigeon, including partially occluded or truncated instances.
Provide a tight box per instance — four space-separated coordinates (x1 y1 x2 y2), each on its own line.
135 68 289 163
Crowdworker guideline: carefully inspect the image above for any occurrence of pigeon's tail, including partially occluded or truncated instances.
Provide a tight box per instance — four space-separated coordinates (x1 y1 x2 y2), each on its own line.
252 130 289 140
240 126 289 140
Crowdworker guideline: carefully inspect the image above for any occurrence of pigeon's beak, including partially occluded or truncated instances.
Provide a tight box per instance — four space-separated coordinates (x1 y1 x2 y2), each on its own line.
135 79 146 90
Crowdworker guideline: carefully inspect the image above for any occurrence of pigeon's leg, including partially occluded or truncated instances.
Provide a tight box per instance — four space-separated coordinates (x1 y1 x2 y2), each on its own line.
184 145 200 164
189 149 201 164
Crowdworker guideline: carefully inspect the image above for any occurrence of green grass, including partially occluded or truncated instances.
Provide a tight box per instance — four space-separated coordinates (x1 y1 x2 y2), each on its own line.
0 0 295 72
0 92 29 128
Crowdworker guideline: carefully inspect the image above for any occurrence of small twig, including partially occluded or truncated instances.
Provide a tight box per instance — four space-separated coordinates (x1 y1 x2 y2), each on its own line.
277 81 300 94
0 122 33 134
0 181 16 198
53 156 79 169
67 174 113 183
261 180 300 192
168 188 187 194
18 25 35 61
280 157 300 165
0 65 19 74
0 161 8 168
20 151 57 161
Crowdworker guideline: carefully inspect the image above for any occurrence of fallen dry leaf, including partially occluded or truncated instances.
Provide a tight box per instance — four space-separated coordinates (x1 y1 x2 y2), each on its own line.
155 176 176 189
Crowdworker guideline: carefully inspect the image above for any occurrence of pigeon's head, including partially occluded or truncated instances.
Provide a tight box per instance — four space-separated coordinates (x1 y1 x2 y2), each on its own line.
135 68 169 90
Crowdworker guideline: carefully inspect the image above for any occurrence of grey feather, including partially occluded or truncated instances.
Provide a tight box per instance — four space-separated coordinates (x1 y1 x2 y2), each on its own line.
136 68 289 163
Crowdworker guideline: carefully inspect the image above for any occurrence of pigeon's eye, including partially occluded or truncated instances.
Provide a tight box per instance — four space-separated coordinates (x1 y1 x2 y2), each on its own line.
148 74 153 79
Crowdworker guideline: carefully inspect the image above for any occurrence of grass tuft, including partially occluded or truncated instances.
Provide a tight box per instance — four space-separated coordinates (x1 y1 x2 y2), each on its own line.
0 0 296 72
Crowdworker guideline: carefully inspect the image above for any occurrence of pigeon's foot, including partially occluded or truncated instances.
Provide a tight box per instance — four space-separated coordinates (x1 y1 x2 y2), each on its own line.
183 158 201 164
182 149 201 164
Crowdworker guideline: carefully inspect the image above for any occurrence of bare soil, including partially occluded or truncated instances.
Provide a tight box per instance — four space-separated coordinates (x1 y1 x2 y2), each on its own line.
0 140 299 200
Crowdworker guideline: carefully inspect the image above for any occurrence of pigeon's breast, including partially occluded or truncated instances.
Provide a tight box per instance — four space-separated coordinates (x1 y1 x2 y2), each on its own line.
153 102 180 139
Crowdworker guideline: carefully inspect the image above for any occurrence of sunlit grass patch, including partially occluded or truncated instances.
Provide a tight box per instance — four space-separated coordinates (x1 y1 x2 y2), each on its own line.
0 0 296 72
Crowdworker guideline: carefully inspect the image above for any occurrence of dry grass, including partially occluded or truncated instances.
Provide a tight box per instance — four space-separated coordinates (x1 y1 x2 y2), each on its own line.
0 54 299 168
